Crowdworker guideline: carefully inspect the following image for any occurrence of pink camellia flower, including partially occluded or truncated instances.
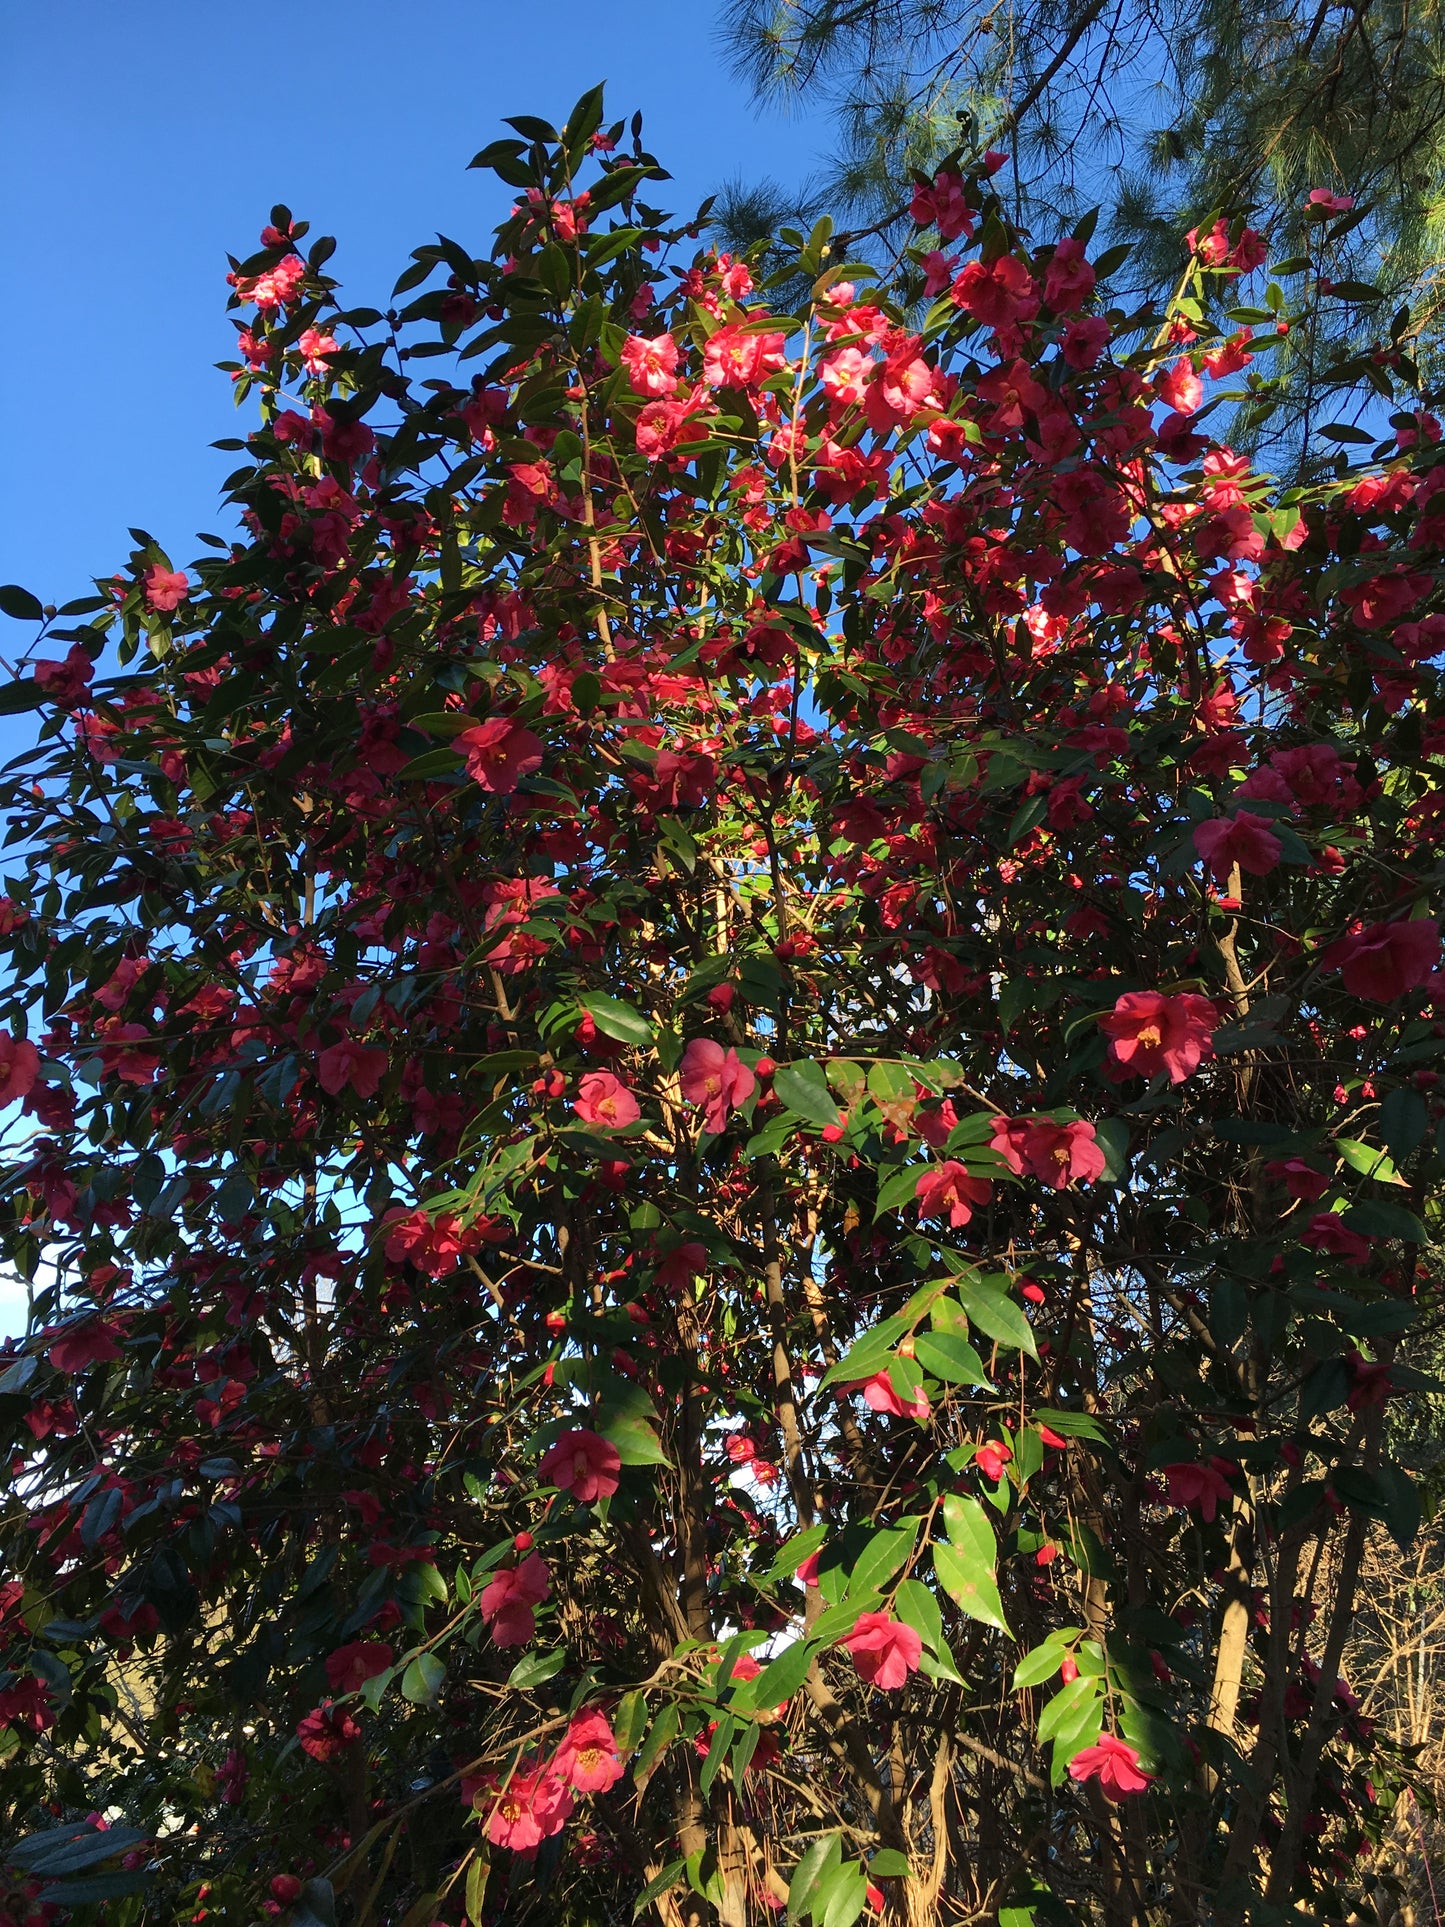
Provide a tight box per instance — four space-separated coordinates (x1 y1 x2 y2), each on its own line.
620 332 680 398
856 1370 930 1423
296 1700 361 1762
840 1612 922 1691
32 645 94 708
297 327 339 374
1266 1157 1330 1201
1155 357 1202 416
1307 189 1355 212
1345 1348 1393 1412
47 1319 124 1376
1193 813 1283 882
703 324 787 391
485 1761 574 1852
910 169 973 241
679 1038 755 1133
324 1642 393 1694
572 1072 640 1130
1302 1212 1373 1263
555 1708 624 1792
1041 236 1095 313
914 1160 991 1227
0 1032 40 1107
1067 1732 1153 1799
1324 918 1440 1000
1162 1459 1236 1523
975 1438 1013 1482
989 1117 1106 1189
143 566 190 613
654 1240 707 1288
539 1427 622 1504
480 1551 550 1647
1099 990 1220 1084
317 1040 388 1100
456 716 545 794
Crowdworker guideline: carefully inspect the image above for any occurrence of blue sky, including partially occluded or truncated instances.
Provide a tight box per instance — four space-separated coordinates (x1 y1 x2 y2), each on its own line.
0 0 832 1340
0 0 830 621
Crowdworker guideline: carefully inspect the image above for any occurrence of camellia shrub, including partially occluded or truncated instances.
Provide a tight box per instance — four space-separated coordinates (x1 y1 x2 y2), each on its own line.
0 85 1441 1927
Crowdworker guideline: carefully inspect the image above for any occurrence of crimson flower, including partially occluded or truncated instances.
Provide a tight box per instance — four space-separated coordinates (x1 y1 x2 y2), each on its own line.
1067 1733 1152 1799
841 1612 923 1691
47 1320 124 1376
1302 1213 1372 1262
856 1370 930 1423
480 1552 550 1647
1162 1460 1236 1523
539 1428 622 1503
324 1642 393 1694
1192 812 1283 881
679 1038 755 1134
1099 991 1220 1084
554 1708 624 1792
990 1117 1105 1189
296 1700 361 1762
456 716 544 793
572 1072 640 1130
485 1761 574 1852
0 1032 40 1106
1323 917 1440 1000
317 1040 388 1100
143 566 190 613
914 1160 991 1227
32 645 94 708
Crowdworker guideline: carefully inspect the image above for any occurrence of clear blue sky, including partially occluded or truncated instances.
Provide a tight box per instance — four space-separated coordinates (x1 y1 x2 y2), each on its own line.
0 0 830 620
0 1 831 1339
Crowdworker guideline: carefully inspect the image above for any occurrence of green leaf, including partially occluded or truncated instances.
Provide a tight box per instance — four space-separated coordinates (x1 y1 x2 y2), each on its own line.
1091 1118 1130 1183
0 678 47 716
633 1860 686 1918
599 1413 669 1466
789 1834 844 1924
1336 1137 1404 1185
1379 1087 1428 1162
757 1522 828 1584
846 1522 918 1597
820 1315 909 1389
913 1330 993 1387
699 1713 737 1796
400 1652 446 1703
8 1825 148 1874
955 1277 1038 1359
875 1163 924 1217
774 1059 842 1128
1033 1408 1107 1443
892 1577 946 1657
1035 1671 1099 1744
1344 1201 1427 1243
656 815 699 874
465 1848 490 1925
614 1689 648 1755
397 746 464 782
0 585 44 622
868 1850 910 1878
938 1496 1011 1634
740 1637 813 1711
633 1701 680 1787
579 993 653 1047
37 1871 148 1907
506 1646 564 1690
1011 1627 1081 1690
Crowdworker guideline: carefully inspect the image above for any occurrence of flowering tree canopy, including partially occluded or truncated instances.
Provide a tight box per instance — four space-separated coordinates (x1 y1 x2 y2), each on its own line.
0 84 1442 1927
